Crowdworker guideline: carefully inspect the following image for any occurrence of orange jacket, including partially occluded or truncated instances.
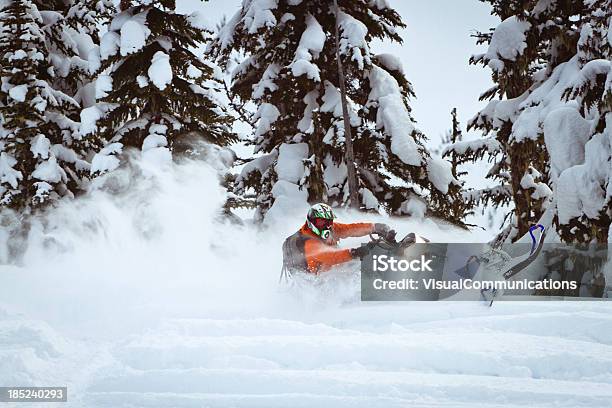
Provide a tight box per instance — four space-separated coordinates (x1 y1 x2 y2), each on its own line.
300 222 374 274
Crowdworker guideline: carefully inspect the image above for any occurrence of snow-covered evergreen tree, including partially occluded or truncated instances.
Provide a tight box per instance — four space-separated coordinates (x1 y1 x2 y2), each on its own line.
33 0 104 97
555 0 611 242
0 0 102 210
89 0 235 173
211 0 457 223
467 0 551 243
464 0 611 243
437 108 476 226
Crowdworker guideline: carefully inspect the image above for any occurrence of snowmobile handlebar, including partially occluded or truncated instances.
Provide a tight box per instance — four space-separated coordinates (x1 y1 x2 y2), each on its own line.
368 232 398 250
368 230 422 251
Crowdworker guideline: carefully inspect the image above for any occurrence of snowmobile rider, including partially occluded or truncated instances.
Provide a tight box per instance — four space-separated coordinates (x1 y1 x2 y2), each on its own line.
282 203 395 274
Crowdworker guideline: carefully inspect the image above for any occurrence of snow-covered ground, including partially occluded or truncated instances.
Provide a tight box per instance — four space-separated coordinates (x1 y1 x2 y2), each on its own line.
1 158 611 407
4 302 612 408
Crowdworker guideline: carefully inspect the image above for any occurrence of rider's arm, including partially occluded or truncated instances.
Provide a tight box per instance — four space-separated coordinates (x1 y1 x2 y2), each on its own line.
333 222 374 239
304 239 354 273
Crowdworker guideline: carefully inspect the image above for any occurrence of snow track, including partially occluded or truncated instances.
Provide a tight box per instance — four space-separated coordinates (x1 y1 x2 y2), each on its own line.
5 303 606 407
3 277 612 408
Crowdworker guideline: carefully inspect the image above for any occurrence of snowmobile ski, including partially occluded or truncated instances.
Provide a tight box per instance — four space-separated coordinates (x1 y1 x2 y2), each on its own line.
501 224 546 280
485 225 546 306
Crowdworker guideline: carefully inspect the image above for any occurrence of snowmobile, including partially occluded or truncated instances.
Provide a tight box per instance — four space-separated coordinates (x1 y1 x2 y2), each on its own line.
448 224 547 305
280 225 546 306
361 225 547 304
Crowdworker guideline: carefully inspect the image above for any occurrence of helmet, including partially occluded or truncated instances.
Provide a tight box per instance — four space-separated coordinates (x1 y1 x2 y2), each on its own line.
307 203 336 240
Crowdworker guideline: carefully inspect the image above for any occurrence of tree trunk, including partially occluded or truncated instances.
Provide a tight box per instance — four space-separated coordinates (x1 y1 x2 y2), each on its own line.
505 75 537 241
333 0 359 210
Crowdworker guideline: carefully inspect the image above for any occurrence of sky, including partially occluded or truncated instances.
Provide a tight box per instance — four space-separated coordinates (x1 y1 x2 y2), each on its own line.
179 0 499 145
372 1 498 144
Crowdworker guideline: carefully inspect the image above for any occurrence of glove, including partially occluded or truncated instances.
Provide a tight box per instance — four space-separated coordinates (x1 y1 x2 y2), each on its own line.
374 223 396 241
350 242 375 260
374 223 390 235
